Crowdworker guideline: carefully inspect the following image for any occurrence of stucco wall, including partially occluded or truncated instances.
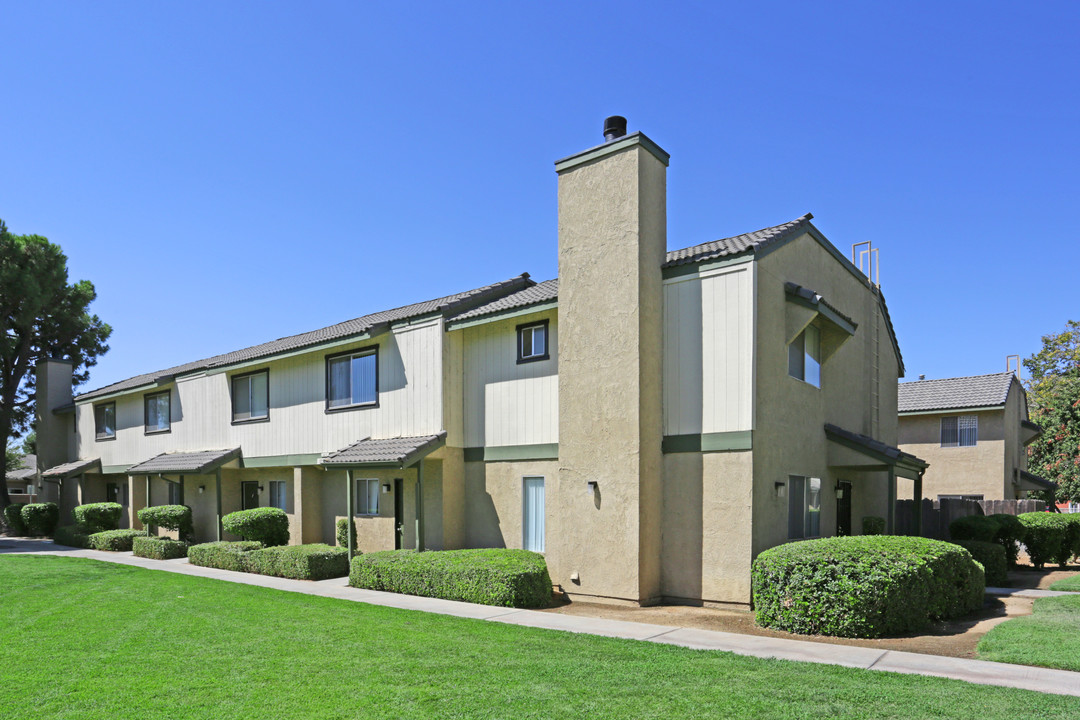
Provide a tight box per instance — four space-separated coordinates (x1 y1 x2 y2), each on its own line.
898 410 1007 499
463 459 558 550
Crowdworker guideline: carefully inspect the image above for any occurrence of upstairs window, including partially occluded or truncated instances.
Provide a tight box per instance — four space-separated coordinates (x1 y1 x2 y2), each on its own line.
788 325 821 387
95 402 116 440
517 320 549 364
327 348 378 410
144 390 171 434
941 415 977 447
232 370 269 423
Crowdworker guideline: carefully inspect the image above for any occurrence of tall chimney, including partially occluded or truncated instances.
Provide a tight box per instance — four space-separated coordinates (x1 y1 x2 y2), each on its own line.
550 118 669 604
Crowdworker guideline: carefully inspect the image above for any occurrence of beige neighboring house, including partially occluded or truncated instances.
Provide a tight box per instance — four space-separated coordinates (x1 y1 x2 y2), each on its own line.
36 117 923 607
897 372 1051 501
6 454 39 502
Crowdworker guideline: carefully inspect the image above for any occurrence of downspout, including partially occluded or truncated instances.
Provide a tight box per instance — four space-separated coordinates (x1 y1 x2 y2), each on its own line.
415 460 425 552
346 469 355 561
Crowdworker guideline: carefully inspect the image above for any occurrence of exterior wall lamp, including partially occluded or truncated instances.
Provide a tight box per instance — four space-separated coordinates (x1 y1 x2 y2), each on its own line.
835 484 845 499
587 480 598 498
198 485 206 494
775 481 786 499
382 483 391 494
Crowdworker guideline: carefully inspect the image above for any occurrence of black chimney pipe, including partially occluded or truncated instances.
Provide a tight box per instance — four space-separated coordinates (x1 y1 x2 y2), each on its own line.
603 116 627 142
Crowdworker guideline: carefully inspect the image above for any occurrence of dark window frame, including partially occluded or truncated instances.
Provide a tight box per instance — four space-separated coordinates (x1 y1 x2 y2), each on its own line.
94 401 117 441
230 369 271 425
143 390 172 435
325 345 380 413
516 319 550 364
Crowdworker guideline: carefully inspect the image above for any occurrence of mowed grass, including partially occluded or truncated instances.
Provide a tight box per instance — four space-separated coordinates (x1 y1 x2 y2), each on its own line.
1 558 1078 720
978 593 1080 671
1049 573 1080 591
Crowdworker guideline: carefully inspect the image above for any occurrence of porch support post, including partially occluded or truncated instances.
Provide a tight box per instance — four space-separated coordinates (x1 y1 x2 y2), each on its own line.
887 466 897 535
913 470 924 537
346 469 355 561
415 460 425 552
178 475 185 506
145 474 151 509
215 468 223 541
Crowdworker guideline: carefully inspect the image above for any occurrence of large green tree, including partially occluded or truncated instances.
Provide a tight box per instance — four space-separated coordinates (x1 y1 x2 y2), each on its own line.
0 219 111 507
1024 320 1080 503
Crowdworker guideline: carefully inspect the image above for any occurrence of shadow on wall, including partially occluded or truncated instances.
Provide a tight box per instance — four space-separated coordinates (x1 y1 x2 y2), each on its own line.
661 452 704 604
464 463 507 549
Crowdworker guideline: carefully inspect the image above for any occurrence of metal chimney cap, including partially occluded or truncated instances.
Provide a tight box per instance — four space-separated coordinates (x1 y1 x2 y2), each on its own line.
603 116 627 142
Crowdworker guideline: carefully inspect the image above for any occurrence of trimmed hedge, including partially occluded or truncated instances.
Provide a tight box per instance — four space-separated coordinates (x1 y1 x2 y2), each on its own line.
988 513 1027 567
349 549 553 608
1041 513 1080 567
862 516 886 535
137 505 194 541
73 502 124 533
949 515 999 543
1017 513 1065 569
188 541 264 572
954 540 1008 587
54 524 90 548
336 518 357 549
752 536 984 638
21 503 59 537
3 503 27 535
247 544 349 580
87 529 148 552
222 507 289 546
132 536 189 560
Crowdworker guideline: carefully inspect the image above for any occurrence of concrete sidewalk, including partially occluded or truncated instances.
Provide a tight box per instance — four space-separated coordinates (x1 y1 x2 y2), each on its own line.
3 538 1080 698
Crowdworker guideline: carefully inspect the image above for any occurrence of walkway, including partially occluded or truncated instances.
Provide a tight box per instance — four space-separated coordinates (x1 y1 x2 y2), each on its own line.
3 538 1080 698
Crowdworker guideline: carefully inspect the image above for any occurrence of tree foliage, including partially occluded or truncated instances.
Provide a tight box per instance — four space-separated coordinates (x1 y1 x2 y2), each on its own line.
1024 320 1080 503
0 220 111 507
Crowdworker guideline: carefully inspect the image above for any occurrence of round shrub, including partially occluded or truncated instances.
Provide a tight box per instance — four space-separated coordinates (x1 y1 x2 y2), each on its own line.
3 503 28 535
988 513 1027 566
1017 512 1065 569
73 502 124 533
137 505 194 541
20 503 59 537
1040 513 1080 567
752 536 984 638
862 516 886 535
953 540 1008 587
222 507 289 546
949 515 1001 543
336 518 357 549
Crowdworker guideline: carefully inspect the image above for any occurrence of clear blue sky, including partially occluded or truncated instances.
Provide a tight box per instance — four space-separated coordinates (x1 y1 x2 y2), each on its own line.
2 1 1077 395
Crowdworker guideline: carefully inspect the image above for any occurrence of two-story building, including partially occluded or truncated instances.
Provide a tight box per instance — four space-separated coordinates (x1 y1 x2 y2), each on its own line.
37 117 923 607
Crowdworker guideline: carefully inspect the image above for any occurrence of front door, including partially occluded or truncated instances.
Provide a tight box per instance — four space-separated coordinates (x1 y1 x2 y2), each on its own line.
394 478 405 550
241 481 260 511
837 481 852 536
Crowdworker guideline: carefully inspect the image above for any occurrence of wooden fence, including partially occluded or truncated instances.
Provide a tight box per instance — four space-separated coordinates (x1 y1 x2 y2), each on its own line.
895 498 1047 540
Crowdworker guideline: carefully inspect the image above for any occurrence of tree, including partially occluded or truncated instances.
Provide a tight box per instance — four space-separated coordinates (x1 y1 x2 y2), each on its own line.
1023 320 1080 504
20 430 35 456
0 220 111 508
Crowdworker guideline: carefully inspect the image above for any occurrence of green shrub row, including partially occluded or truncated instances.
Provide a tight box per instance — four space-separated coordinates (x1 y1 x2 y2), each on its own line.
862 516 886 535
752 536 984 638
20 503 59 537
222 507 289 547
137 505 194 541
349 549 553 608
1017 513 1067 568
246 544 349 580
54 524 90 548
953 540 1008 587
988 513 1027 566
3 503 28 535
188 541 264 572
949 515 999 543
73 502 123 533
1043 513 1080 566
87 529 148 552
132 536 189 560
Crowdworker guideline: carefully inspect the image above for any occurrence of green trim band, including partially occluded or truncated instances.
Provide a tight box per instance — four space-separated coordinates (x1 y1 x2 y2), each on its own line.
463 444 559 463
242 453 323 468
101 465 133 475
662 431 753 454
463 447 484 463
446 301 558 331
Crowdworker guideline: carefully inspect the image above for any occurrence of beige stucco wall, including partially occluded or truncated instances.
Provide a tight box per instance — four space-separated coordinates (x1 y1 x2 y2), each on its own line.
463 459 558 550
898 409 1008 500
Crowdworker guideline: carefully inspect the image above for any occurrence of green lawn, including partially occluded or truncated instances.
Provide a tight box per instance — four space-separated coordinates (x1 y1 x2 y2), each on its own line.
1049 574 1080 591
1 557 1077 720
978 593 1080 671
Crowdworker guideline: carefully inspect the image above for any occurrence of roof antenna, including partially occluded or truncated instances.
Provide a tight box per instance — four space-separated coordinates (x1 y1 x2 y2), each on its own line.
1006 354 1020 379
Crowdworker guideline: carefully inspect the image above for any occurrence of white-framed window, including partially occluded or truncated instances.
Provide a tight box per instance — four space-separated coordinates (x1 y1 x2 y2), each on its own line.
941 415 977 447
517 320 549 364
522 476 546 552
269 480 287 511
95 402 116 440
788 325 821 387
144 390 171 434
355 478 379 515
232 370 269 423
327 348 378 410
787 475 822 540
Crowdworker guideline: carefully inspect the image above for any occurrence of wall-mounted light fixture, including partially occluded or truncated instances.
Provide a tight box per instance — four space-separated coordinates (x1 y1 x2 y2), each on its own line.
835 484 845 499
775 481 786 499
587 480 598 498
258 485 265 493
382 483 391 494
198 485 206 494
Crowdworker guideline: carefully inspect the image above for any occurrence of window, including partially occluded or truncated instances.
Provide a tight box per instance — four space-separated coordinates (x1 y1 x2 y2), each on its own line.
232 370 269 423
522 476 546 552
787 476 822 539
938 494 984 501
106 482 119 504
788 325 821 387
941 415 977 447
355 478 379 515
517 320 549 364
269 480 288 511
167 481 181 505
327 348 378 410
94 402 116 440
144 391 171 434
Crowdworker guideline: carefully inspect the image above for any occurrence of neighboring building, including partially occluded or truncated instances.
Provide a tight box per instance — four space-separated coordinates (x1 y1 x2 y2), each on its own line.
5 454 38 501
36 118 921 607
897 371 1051 501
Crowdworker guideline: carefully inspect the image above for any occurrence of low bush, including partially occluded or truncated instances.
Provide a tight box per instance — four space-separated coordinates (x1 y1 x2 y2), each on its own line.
336 518 357 549
954 540 1008 587
350 549 552 608
222 507 289 547
949 515 1000 543
73 502 124 533
53 524 90 548
87 529 148 552
132 536 189 560
862 516 886 535
752 536 984 638
3 503 27 535
188 541 263 572
1017 513 1065 569
988 513 1027 566
137 505 194 541
247 544 349 580
20 503 59 537
1040 513 1080 567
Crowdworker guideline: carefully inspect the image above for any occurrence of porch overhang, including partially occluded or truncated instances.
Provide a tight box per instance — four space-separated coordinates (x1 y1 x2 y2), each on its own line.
319 433 447 470
825 424 928 480
126 448 243 475
785 282 857 363
1018 469 1056 492
1021 420 1043 446
41 457 101 481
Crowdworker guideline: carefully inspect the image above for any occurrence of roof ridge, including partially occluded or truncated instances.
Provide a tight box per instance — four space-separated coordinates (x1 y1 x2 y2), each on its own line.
664 213 813 266
900 371 1016 385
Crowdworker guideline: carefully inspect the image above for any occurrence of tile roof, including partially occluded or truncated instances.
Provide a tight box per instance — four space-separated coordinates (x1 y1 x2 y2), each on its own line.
77 275 533 401
41 457 102 480
126 448 242 475
784 282 858 331
663 214 815 268
825 423 928 468
448 279 559 323
1019 469 1056 491
898 372 1016 413
321 433 446 467
6 455 37 481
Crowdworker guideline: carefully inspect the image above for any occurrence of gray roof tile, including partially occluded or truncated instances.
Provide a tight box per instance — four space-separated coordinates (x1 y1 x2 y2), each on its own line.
663 214 814 268
126 448 242 475
42 457 101 480
898 372 1016 413
321 433 446 467
6 455 37 481
449 279 559 322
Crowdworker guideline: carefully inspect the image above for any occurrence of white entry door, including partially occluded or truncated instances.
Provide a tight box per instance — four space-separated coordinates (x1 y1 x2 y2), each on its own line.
522 477 545 553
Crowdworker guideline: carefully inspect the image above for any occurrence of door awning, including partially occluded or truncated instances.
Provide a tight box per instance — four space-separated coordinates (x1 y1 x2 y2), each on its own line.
41 457 101 480
320 433 446 469
1018 469 1056 492
127 448 242 475
825 424 928 480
